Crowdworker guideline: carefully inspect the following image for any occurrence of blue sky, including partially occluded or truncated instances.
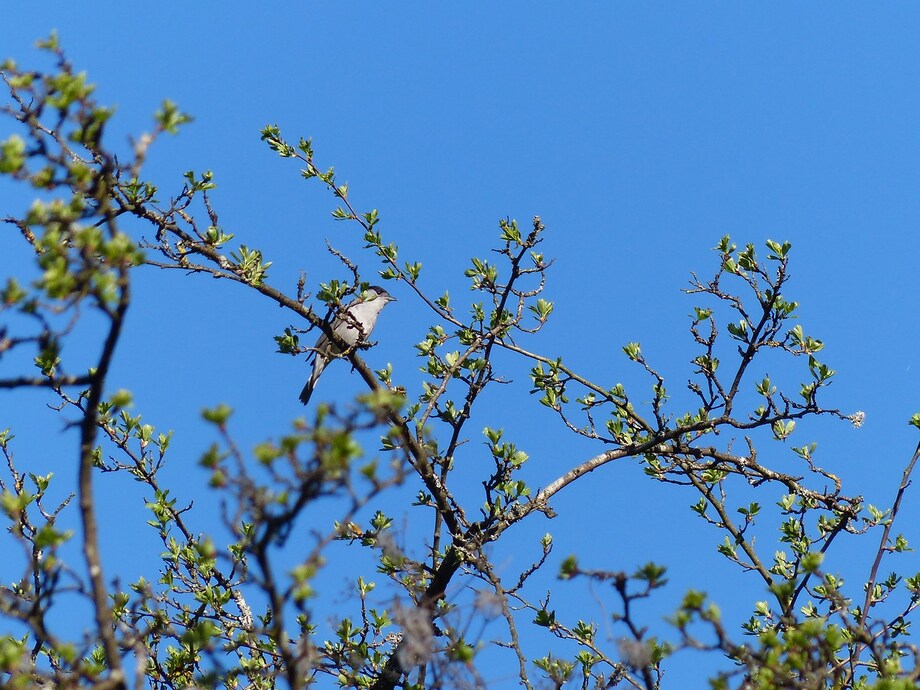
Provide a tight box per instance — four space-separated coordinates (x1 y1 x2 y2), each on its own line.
3 4 920 688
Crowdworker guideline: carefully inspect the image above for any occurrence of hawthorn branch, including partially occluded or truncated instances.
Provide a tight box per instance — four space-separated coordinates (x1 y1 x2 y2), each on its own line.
859 440 920 629
78 229 130 686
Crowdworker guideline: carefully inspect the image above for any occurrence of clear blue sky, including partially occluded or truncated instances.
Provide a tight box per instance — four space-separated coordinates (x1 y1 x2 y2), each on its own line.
3 5 920 688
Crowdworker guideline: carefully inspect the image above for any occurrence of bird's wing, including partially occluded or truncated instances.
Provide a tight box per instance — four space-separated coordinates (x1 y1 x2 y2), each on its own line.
308 330 333 361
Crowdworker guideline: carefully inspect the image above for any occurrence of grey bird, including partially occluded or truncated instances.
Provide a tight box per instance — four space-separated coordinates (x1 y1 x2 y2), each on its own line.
299 285 396 405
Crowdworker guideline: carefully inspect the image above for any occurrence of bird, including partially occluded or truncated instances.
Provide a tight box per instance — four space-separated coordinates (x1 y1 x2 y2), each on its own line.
299 285 396 405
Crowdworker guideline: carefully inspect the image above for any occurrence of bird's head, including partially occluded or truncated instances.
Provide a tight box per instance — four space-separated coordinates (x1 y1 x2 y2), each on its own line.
362 285 397 304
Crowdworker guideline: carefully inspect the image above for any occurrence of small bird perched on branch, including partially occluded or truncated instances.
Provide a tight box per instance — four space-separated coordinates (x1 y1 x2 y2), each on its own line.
299 285 396 405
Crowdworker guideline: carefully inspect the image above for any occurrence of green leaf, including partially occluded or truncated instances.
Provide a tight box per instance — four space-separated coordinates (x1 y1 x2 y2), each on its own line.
772 419 795 441
623 342 642 361
765 238 792 259
529 298 554 322
0 135 26 174
36 31 60 51
155 99 193 134
533 608 557 628
201 404 233 425
801 551 823 573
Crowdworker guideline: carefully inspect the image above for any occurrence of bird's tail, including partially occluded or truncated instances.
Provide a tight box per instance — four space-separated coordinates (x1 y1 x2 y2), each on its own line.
299 357 327 405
